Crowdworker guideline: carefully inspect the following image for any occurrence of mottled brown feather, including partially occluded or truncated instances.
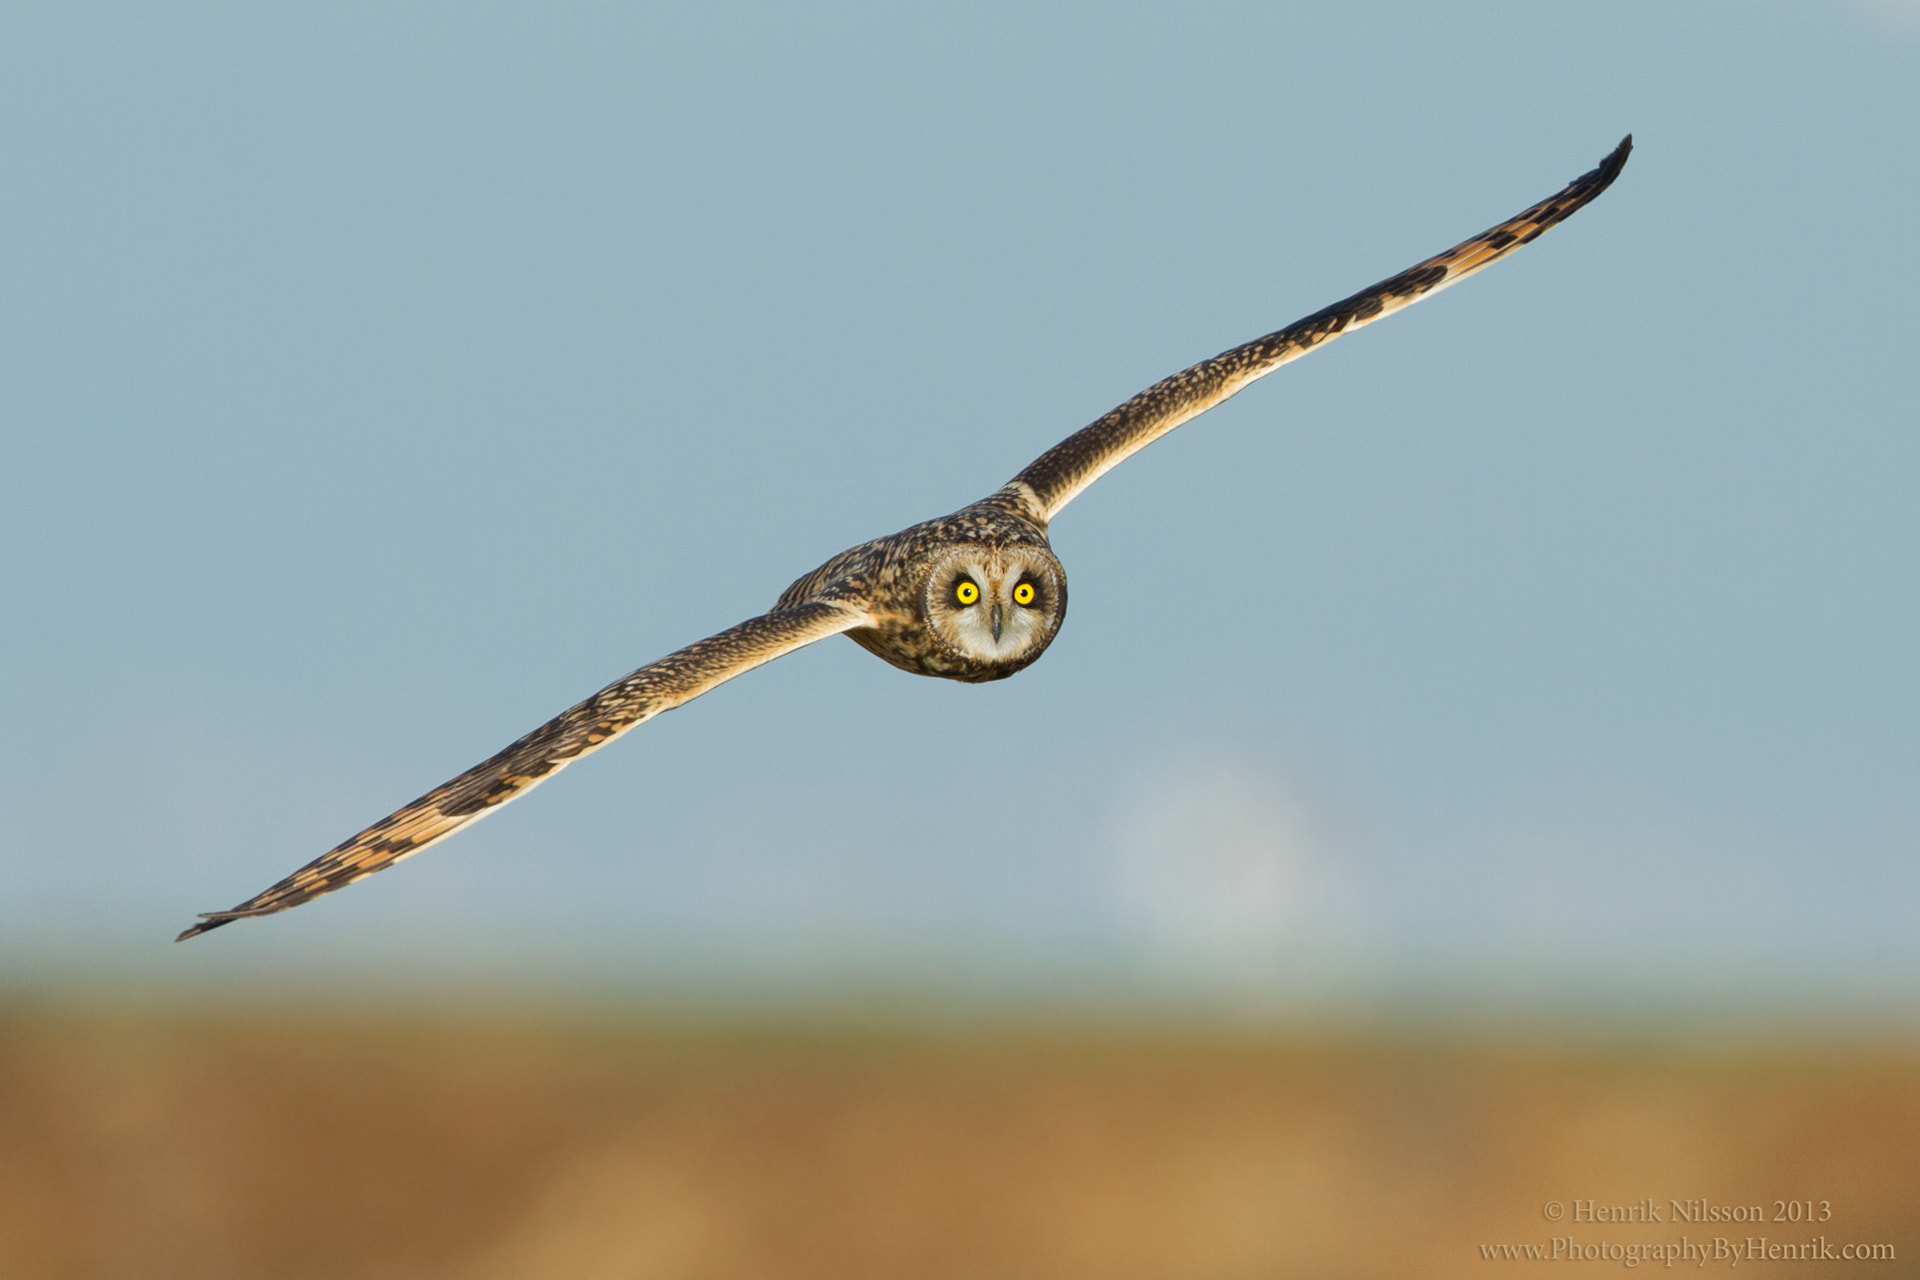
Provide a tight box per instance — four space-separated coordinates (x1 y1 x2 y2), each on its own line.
178 602 868 939
1006 136 1631 521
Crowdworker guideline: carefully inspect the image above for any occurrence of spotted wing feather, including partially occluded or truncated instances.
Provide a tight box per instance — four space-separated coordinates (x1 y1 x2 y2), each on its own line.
177 601 869 940
1008 136 1632 521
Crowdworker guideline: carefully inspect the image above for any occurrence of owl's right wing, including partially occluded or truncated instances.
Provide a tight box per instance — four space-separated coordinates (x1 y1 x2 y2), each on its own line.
176 600 871 940
1005 136 1631 522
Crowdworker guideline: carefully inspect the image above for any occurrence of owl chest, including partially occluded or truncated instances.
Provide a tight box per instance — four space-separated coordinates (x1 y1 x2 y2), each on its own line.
847 613 1013 683
849 614 958 679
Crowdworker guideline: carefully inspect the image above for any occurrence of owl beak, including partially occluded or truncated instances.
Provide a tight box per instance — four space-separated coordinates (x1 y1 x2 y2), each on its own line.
989 602 1003 642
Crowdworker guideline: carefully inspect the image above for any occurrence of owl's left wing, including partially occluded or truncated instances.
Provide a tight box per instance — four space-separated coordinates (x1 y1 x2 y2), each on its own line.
1005 136 1631 522
177 600 870 940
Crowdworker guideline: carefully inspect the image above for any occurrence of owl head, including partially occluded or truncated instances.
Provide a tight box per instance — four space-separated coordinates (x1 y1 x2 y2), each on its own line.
922 542 1067 678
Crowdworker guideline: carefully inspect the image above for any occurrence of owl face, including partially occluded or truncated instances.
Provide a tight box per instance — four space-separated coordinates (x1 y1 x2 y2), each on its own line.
923 543 1066 673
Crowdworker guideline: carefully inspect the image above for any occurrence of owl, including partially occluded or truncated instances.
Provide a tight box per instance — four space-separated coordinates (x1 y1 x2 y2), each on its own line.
179 137 1631 941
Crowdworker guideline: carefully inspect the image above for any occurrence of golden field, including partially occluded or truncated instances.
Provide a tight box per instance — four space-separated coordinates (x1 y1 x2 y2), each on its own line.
0 1002 1913 1279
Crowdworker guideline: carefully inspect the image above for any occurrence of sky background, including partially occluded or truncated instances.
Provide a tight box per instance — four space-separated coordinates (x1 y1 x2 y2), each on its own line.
2 0 1915 1016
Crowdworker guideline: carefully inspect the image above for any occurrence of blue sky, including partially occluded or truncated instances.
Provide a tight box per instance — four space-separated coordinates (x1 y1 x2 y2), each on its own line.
3 1 1915 1013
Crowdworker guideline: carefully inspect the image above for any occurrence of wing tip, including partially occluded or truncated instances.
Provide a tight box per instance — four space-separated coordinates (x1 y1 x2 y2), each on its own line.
1595 134 1633 188
175 913 240 943
1541 133 1631 232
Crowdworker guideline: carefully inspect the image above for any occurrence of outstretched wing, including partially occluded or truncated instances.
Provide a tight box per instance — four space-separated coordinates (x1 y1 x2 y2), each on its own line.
177 601 870 940
1007 136 1631 522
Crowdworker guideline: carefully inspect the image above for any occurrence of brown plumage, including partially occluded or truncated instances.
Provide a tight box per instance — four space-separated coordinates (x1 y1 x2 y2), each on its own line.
178 136 1630 942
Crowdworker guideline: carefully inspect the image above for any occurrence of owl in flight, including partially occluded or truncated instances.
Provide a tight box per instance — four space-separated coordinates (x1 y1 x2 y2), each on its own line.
179 137 1631 941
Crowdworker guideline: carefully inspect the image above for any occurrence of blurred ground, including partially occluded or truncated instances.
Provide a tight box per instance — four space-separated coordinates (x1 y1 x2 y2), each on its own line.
0 1001 1913 1280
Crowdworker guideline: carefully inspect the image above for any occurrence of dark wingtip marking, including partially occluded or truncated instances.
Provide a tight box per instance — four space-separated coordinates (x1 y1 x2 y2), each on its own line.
175 915 233 942
1598 134 1633 185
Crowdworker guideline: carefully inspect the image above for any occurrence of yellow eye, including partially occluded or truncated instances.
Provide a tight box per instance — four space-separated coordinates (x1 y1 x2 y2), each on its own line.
1013 581 1036 607
954 580 979 606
